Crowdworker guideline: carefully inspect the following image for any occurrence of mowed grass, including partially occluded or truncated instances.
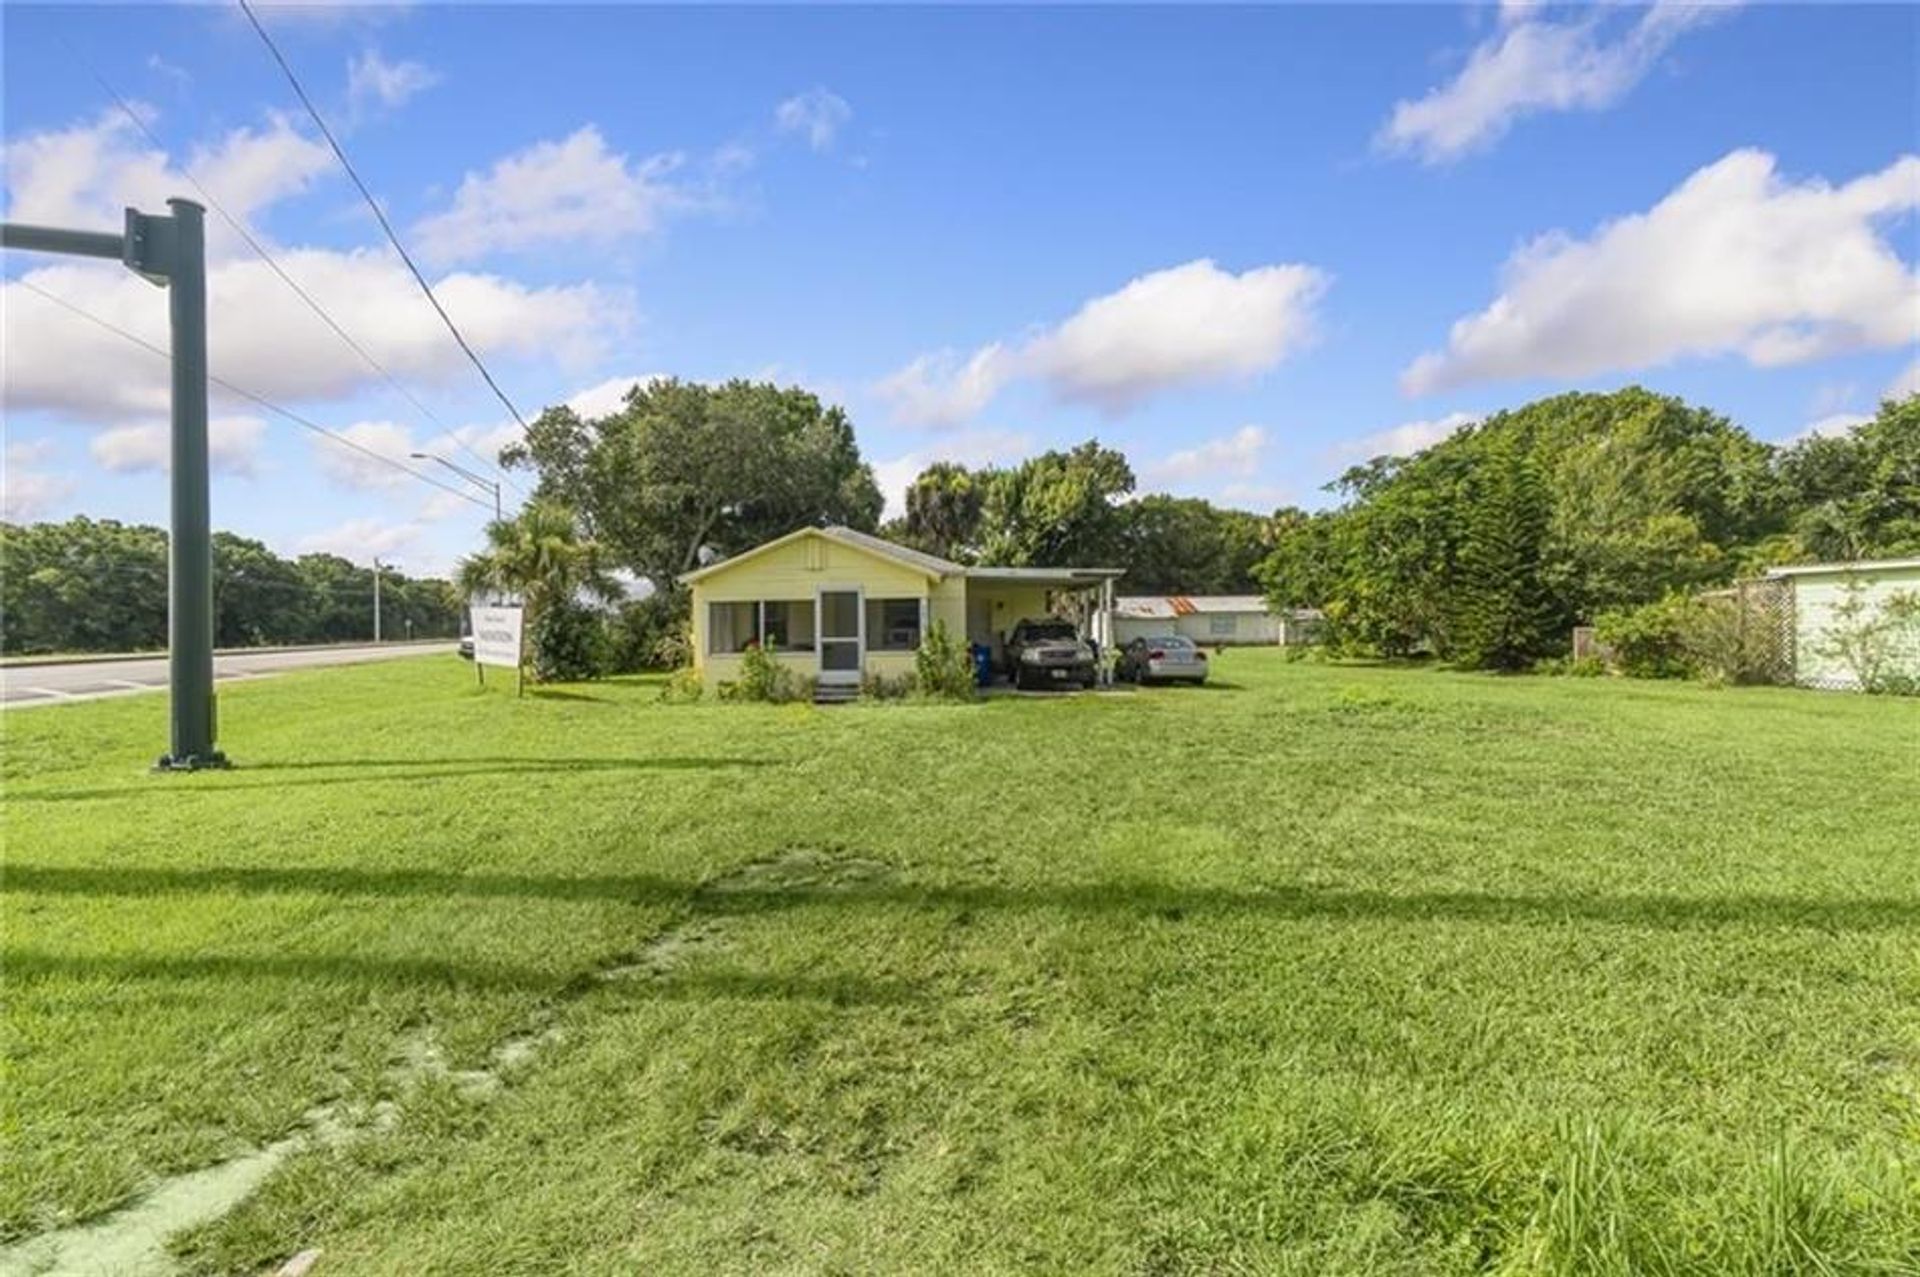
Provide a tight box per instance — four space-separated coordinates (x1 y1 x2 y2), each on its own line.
3 653 1918 1274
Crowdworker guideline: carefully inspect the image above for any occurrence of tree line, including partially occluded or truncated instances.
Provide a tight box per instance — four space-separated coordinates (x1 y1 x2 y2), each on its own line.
1259 388 1920 669
504 379 1272 600
0 517 463 655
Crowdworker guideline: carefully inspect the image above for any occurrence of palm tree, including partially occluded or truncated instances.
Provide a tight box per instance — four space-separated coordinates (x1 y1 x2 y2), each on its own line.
456 501 620 623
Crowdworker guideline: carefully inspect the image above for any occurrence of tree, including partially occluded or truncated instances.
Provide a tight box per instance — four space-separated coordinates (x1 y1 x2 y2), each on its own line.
455 501 619 620
457 502 621 682
1776 394 1920 562
977 441 1134 567
214 532 311 647
1256 387 1803 663
903 462 986 561
1446 435 1559 669
1 518 460 653
502 379 883 597
1117 495 1268 594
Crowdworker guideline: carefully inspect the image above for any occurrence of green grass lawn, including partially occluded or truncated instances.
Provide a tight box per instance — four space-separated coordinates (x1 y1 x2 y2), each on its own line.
4 652 1918 1274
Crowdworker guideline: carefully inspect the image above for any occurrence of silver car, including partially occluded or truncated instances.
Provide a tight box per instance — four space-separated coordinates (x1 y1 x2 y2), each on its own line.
1116 634 1210 685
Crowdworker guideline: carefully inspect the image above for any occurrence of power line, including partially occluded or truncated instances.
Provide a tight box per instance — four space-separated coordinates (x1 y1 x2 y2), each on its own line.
13 277 493 514
59 34 520 494
236 0 536 441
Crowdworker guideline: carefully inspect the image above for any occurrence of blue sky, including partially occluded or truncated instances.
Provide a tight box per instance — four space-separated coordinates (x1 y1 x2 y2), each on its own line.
4 2 1916 577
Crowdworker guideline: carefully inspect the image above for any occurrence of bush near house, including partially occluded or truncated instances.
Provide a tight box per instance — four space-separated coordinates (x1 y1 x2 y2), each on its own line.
912 619 976 700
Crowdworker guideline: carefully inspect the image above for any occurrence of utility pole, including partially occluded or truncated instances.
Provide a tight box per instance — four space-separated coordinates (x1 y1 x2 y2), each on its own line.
4 200 225 770
372 557 395 643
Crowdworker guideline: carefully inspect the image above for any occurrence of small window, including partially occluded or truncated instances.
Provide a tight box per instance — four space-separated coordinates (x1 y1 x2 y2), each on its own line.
762 600 815 649
709 601 758 654
1208 615 1237 637
866 598 922 651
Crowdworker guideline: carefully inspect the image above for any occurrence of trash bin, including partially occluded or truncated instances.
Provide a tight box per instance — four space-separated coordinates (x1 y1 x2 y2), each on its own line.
971 643 993 687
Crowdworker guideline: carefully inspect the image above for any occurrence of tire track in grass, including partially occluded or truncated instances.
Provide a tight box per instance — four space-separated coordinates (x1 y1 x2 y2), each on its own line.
0 848 894 1276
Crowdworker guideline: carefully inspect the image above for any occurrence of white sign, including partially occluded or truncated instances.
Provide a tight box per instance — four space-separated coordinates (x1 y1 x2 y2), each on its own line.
472 605 524 670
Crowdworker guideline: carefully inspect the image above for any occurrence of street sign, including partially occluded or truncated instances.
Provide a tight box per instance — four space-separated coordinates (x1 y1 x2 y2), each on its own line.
472 606 524 670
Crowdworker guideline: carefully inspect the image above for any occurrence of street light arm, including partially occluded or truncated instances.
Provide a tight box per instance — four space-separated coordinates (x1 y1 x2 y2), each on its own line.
410 451 495 490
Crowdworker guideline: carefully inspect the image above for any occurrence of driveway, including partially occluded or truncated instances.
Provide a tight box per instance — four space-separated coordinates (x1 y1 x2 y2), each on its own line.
1 642 458 708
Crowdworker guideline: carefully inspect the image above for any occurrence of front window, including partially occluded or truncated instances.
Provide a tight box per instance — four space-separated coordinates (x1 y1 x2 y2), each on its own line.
708 600 817 654
763 600 816 649
709 601 758 653
866 598 922 651
1208 615 1237 637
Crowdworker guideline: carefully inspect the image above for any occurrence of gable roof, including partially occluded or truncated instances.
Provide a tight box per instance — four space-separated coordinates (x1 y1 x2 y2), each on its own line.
678 525 963 585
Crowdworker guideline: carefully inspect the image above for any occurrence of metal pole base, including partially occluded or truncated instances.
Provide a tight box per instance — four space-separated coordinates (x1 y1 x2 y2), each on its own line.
153 750 231 773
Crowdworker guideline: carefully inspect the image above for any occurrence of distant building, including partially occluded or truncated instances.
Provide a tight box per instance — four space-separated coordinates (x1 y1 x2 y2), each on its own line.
1113 595 1322 647
1763 557 1920 691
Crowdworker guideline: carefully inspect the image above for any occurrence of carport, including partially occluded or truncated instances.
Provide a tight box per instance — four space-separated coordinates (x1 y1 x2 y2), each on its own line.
962 566 1125 672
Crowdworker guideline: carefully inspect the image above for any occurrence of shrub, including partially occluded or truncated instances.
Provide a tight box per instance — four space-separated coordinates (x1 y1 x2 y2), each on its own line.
1815 583 1920 695
606 594 691 672
1681 594 1780 686
734 641 810 704
1593 596 1694 679
861 670 915 700
529 599 607 682
658 667 704 704
913 620 976 701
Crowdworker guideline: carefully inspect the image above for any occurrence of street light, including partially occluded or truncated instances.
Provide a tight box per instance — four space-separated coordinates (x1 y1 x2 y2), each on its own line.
411 451 503 520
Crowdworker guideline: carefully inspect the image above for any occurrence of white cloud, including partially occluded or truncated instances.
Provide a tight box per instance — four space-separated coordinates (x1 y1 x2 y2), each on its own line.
347 50 439 117
1216 480 1293 512
1337 411 1481 458
1403 150 1920 394
564 372 668 419
89 415 265 476
1380 1 1736 163
1790 412 1872 443
873 346 1015 429
6 439 58 467
2 107 331 262
1141 425 1268 485
417 488 477 521
313 420 417 490
413 126 695 263
5 253 622 422
774 89 852 152
1 459 74 521
879 259 1328 425
295 516 423 563
871 427 1035 521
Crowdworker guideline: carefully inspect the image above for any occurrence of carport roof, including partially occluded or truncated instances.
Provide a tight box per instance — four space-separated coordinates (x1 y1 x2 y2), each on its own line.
965 566 1126 586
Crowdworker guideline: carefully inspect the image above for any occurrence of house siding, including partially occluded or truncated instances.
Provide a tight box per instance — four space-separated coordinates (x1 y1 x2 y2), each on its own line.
689 532 937 687
1785 565 1920 690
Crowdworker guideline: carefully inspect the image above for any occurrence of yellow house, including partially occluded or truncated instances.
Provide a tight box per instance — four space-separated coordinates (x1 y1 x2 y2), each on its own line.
680 525 1122 690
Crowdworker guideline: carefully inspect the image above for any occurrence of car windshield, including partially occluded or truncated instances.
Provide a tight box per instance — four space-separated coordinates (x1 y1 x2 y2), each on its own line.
1144 636 1193 648
1023 622 1078 640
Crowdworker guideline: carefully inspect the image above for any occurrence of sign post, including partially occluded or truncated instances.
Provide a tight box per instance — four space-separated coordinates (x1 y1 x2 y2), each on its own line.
471 605 525 695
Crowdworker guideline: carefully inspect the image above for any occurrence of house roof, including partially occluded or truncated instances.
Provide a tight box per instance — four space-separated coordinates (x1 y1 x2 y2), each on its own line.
679 525 1130 589
678 525 964 585
1763 557 1920 579
1115 594 1273 618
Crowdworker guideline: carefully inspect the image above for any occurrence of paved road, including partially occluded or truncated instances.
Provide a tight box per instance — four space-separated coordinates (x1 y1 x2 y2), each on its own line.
1 642 458 708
